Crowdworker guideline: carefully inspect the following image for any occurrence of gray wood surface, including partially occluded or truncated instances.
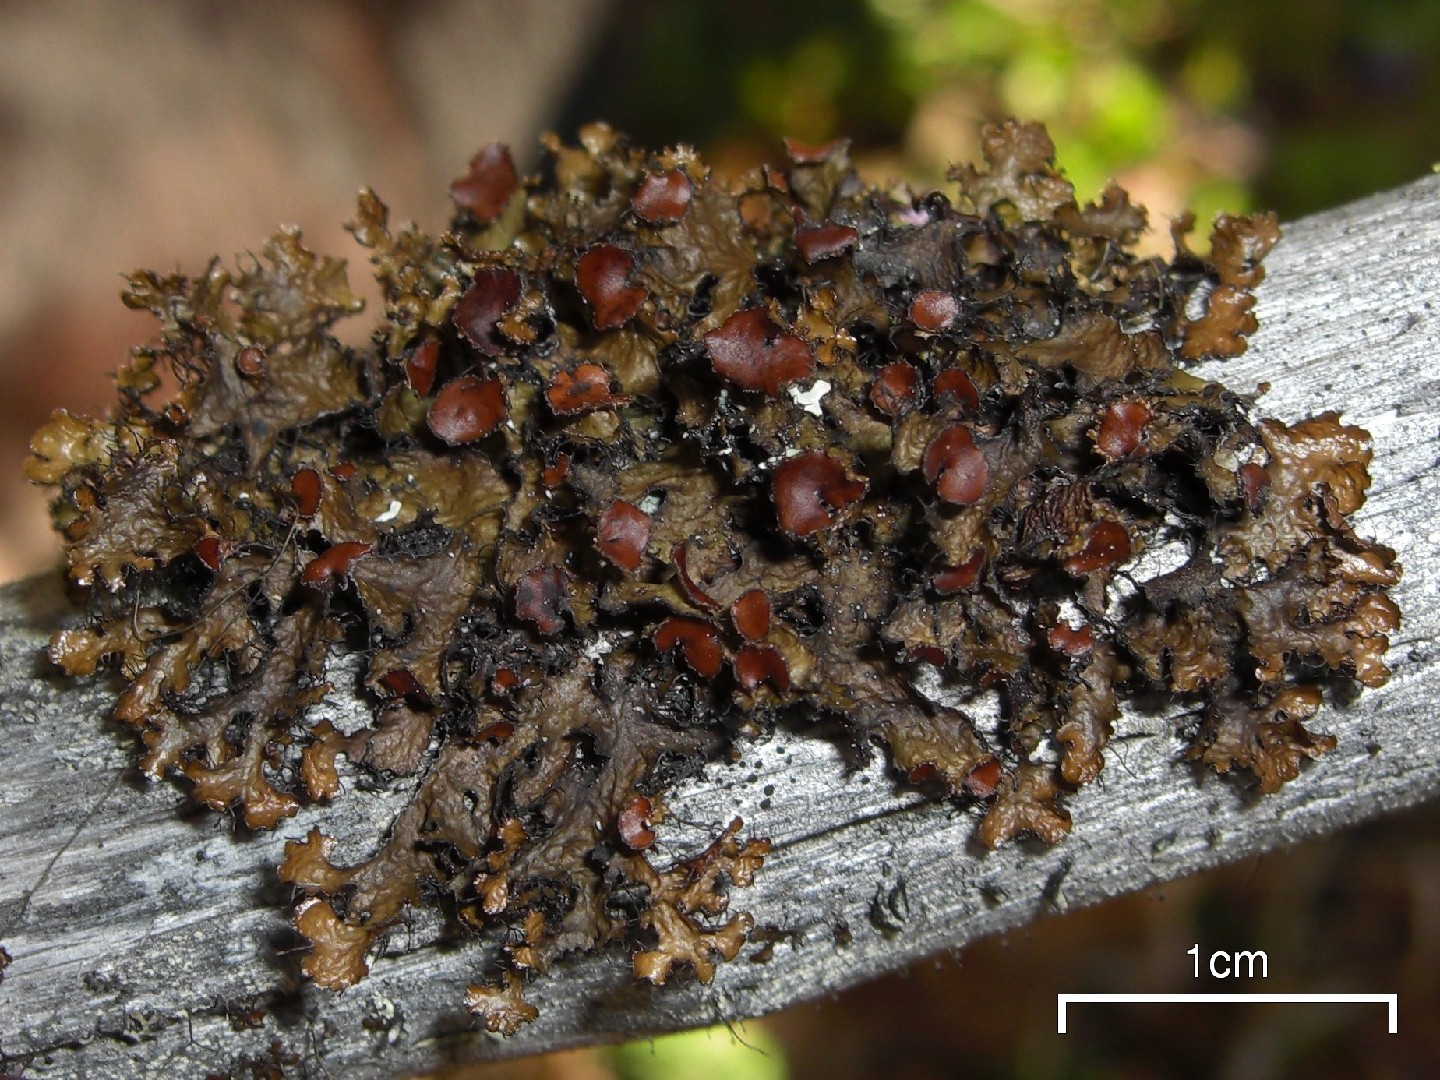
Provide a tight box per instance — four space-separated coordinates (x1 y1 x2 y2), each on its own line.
3 175 1440 1078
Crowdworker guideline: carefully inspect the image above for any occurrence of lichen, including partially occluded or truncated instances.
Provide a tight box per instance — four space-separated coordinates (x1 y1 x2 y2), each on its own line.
28 120 1399 1029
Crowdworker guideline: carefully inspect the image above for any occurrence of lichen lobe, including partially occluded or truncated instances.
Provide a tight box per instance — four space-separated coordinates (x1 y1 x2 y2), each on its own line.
29 119 1399 1028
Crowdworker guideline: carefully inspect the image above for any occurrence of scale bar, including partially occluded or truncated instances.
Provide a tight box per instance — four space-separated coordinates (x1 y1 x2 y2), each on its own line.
1058 993 1397 1034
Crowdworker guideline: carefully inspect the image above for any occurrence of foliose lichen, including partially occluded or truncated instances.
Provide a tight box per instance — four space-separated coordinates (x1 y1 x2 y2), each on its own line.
28 120 1399 1030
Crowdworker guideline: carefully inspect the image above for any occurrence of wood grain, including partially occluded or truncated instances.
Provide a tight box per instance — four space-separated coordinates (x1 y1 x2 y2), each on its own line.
3 174 1440 1078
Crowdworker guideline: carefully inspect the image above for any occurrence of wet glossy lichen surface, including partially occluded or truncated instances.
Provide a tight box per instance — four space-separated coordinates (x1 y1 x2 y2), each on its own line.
28 121 1398 1031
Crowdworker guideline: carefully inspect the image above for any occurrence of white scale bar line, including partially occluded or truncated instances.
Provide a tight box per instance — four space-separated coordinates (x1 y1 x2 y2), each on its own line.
1058 994 1397 1034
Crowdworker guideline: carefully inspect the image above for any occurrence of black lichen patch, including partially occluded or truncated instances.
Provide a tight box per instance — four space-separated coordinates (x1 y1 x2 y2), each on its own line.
28 120 1399 1030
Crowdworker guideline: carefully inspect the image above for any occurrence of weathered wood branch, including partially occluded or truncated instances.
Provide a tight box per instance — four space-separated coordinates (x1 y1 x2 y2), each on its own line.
4 175 1440 1078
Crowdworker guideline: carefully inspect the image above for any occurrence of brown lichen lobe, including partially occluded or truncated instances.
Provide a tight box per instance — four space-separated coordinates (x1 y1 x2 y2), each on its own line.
28 119 1399 1029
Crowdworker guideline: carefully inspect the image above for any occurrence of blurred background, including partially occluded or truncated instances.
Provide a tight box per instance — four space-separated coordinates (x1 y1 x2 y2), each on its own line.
2 1 1437 1076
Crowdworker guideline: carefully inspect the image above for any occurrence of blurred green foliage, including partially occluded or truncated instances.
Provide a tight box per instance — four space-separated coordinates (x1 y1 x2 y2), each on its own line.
607 1024 789 1080
563 0 1440 223
561 1 906 150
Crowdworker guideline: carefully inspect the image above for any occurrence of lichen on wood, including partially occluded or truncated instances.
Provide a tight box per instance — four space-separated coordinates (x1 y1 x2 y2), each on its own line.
26 119 1399 1030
